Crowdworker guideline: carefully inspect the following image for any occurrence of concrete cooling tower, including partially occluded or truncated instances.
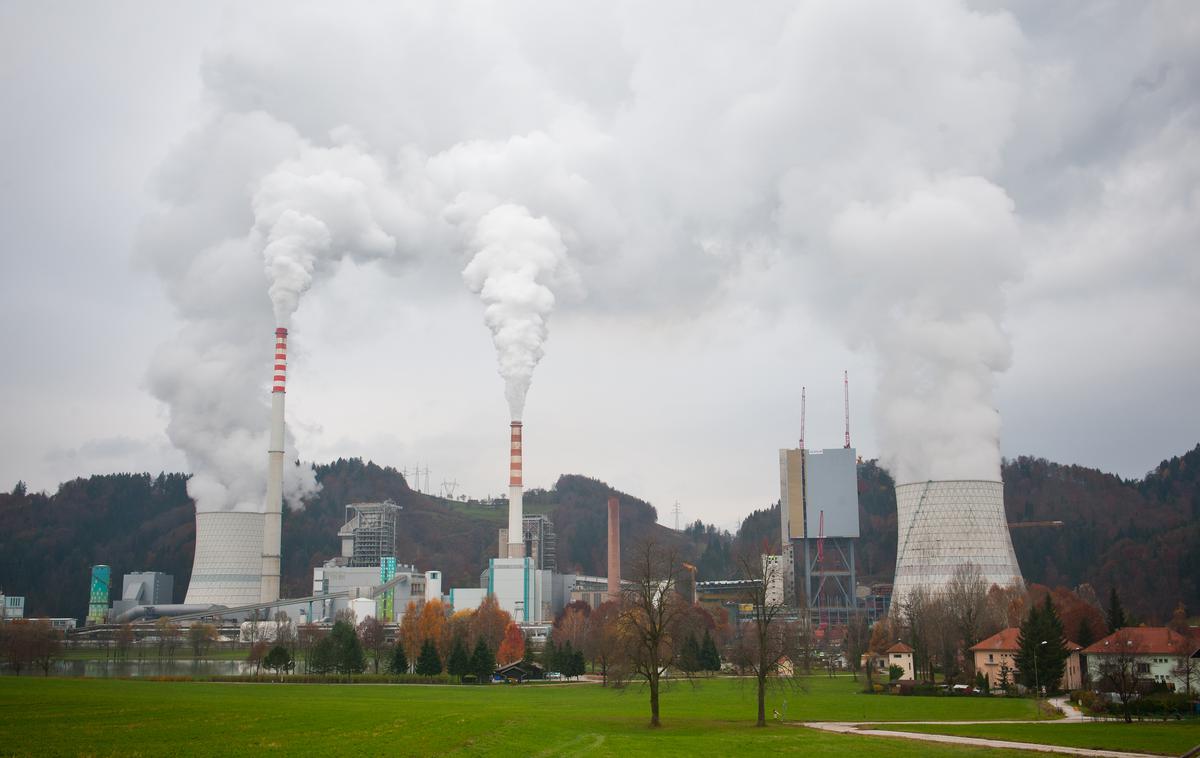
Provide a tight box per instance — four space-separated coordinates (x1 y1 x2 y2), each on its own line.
184 511 266 605
891 480 1023 608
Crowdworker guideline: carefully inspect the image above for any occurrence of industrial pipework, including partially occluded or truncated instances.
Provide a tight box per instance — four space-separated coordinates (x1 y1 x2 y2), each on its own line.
261 327 287 603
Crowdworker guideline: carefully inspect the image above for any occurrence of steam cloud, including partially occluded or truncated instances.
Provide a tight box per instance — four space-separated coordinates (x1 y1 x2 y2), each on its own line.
135 3 1190 501
142 124 417 512
462 204 574 420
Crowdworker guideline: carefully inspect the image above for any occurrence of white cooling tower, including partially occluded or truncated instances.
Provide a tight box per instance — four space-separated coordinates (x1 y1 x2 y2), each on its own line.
891 480 1023 609
184 511 266 606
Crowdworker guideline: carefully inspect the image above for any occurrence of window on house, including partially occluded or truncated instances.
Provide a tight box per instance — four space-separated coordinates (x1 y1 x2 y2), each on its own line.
988 654 994 662
1137 663 1150 674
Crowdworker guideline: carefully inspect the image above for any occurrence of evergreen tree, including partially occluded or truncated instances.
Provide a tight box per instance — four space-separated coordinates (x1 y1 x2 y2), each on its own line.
308 635 337 675
388 643 408 674
415 638 442 676
1015 596 1068 694
559 641 575 675
1076 615 1097 648
998 662 1012 692
329 620 366 675
571 648 586 679
446 637 471 681
1107 587 1127 632
700 629 721 673
679 633 702 673
542 639 559 673
470 638 495 683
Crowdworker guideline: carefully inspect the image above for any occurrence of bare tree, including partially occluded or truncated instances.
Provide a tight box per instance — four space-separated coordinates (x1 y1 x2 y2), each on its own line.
737 553 797 727
155 617 181 661
357 616 388 673
115 623 135 661
1094 630 1144 723
1171 641 1199 697
616 538 688 727
188 623 217 658
944 562 995 652
30 620 62 676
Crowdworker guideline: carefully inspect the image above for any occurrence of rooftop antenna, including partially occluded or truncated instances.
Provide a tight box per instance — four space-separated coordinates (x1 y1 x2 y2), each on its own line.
843 370 851 449
800 385 806 450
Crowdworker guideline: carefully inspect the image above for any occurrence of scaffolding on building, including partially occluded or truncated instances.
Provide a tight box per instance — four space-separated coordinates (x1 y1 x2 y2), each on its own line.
522 515 557 572
339 501 402 568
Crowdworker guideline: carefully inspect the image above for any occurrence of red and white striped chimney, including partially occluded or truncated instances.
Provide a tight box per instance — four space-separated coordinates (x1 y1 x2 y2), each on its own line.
261 327 287 602
507 420 524 558
607 496 621 601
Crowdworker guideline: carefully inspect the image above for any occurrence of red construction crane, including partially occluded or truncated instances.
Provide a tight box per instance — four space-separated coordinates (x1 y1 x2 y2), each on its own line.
800 385 806 450
843 370 851 449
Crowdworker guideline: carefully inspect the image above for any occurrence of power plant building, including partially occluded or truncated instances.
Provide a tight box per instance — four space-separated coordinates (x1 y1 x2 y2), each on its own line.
779 446 860 617
891 480 1023 608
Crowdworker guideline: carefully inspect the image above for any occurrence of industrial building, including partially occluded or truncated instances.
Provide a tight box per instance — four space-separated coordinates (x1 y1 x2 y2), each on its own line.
0 592 24 621
338 501 402 567
779 445 861 621
110 571 174 620
890 480 1023 609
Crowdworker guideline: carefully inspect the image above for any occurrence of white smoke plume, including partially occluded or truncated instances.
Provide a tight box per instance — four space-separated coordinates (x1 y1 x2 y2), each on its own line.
825 177 1021 483
462 204 576 420
141 116 419 512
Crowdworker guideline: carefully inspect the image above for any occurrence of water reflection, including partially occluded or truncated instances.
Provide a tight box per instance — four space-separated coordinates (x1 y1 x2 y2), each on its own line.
3 658 258 678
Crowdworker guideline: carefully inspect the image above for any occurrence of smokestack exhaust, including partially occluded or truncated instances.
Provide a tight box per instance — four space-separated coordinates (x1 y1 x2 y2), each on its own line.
607 496 620 601
261 327 286 602
507 421 524 558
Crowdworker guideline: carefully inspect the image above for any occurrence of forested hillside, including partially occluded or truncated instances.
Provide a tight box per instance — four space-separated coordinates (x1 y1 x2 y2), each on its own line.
1 445 1197 622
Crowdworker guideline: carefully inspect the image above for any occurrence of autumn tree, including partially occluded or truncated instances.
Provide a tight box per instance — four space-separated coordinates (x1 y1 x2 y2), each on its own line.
418 599 449 660
399 600 421 665
584 600 622 686
497 622 525 665
553 602 590 653
470 595 510 653
616 537 688 728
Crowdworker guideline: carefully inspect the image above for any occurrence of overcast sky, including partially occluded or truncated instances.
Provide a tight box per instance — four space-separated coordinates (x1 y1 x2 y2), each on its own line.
1 2 1197 530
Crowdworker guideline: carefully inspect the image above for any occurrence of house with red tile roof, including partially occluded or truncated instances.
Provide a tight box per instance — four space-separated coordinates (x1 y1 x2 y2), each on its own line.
969 627 1084 691
1081 627 1200 692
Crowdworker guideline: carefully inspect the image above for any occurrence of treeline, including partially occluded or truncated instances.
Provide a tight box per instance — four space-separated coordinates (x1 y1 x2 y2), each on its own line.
2 444 1198 621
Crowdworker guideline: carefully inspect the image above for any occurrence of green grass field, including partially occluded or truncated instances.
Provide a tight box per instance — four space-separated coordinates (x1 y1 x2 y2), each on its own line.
879 721 1200 756
0 675 1045 757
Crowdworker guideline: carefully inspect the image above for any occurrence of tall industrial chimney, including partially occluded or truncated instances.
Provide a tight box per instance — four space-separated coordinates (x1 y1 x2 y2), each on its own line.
507 421 524 558
261 327 287 603
607 496 620 601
